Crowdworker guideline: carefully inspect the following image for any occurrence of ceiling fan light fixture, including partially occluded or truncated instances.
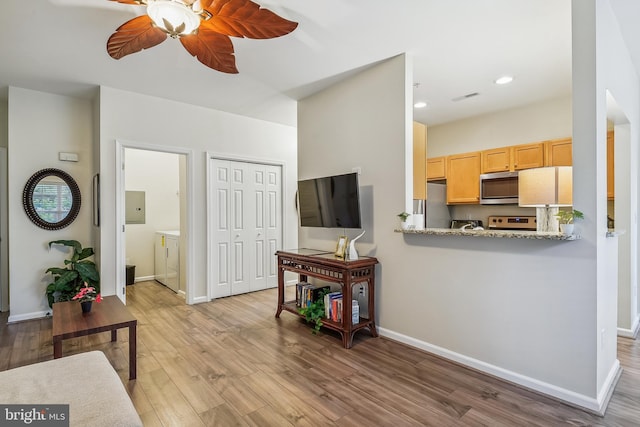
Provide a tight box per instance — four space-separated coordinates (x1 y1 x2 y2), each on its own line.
147 0 201 38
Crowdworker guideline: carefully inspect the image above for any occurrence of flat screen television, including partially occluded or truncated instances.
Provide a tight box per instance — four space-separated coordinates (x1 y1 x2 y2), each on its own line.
298 172 362 228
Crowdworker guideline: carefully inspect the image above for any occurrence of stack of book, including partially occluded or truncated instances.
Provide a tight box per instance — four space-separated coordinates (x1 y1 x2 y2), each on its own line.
295 282 330 307
324 291 343 322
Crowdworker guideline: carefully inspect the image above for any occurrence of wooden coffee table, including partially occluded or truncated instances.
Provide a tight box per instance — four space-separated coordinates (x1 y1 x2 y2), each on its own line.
52 295 137 380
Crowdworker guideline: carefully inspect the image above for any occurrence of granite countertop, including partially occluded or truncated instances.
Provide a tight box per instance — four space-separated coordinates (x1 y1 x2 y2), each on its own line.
395 227 580 240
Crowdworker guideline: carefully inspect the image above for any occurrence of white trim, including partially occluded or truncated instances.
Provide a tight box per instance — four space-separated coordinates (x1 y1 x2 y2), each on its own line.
378 327 621 415
205 152 213 301
134 275 155 283
115 139 196 305
617 314 640 338
192 296 208 304
0 147 7 312
8 311 50 323
206 152 287 301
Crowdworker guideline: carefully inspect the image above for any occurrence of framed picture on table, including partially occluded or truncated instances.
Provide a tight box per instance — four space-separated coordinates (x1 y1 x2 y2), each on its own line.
335 236 348 259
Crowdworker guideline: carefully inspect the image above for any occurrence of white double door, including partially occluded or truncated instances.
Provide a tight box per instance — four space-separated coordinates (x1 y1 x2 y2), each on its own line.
210 159 282 298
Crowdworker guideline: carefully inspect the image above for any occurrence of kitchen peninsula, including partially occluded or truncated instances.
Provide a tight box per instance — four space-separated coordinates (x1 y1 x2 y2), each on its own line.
396 228 579 240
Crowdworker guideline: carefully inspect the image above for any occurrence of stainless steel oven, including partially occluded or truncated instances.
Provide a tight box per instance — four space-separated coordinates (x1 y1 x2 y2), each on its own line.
487 215 536 230
479 171 519 205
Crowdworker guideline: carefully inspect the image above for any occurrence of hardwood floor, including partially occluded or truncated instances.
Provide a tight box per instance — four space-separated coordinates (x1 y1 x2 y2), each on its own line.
2 281 640 426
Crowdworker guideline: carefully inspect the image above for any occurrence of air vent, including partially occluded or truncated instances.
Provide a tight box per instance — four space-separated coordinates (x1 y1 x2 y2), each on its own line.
452 92 480 102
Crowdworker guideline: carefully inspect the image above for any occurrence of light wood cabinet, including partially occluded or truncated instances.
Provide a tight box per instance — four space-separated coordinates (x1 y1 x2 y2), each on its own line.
545 138 572 166
512 142 544 170
607 130 614 200
446 152 481 204
481 147 511 173
413 121 427 199
481 142 544 173
426 156 446 181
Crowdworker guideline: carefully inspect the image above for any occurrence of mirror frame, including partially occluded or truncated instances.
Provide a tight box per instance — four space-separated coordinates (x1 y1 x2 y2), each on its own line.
22 168 81 230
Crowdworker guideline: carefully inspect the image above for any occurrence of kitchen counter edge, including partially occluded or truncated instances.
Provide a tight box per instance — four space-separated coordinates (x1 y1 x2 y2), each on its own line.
395 228 580 241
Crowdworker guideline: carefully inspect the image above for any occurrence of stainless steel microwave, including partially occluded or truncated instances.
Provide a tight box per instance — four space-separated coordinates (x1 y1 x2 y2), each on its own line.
479 171 519 205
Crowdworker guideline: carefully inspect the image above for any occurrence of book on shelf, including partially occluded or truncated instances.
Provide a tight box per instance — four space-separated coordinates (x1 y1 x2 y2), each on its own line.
327 292 343 322
295 282 330 307
324 291 342 320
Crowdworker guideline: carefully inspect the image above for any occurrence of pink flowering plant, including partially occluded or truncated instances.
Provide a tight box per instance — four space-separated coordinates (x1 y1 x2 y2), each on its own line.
72 282 102 303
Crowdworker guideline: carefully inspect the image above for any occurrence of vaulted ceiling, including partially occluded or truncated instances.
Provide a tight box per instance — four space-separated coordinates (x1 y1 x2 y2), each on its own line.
0 1 637 128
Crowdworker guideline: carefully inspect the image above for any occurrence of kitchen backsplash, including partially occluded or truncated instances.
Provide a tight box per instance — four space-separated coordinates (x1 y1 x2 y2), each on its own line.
449 204 537 225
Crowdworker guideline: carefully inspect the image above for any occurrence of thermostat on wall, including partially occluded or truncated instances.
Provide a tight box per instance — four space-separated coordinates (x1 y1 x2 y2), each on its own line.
59 152 79 162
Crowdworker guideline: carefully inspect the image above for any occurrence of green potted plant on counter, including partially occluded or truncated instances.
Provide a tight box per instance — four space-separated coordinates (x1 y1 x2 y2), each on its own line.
555 209 584 235
397 211 411 230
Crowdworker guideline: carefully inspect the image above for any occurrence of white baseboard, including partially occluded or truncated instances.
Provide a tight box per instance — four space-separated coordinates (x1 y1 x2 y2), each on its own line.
134 275 155 283
617 315 640 338
8 310 50 323
378 327 620 415
192 296 208 304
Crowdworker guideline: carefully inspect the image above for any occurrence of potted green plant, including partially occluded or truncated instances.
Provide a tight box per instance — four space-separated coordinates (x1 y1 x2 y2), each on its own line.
299 289 329 335
555 209 584 235
45 240 100 308
397 211 411 230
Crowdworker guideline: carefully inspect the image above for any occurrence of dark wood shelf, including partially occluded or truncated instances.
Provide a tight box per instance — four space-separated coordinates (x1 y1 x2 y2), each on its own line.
276 250 379 348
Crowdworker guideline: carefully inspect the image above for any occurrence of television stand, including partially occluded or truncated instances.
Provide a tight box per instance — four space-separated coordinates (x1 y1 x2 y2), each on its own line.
275 249 378 348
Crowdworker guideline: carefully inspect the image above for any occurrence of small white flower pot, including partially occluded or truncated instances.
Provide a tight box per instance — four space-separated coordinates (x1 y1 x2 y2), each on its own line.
559 224 574 235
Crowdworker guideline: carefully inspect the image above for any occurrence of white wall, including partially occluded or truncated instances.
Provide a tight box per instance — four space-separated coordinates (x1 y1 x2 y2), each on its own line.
124 149 181 282
7 87 94 321
98 87 298 302
297 46 613 412
0 101 6 149
591 0 640 391
428 96 572 157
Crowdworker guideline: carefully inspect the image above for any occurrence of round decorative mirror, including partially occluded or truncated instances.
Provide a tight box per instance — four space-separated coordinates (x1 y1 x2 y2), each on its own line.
23 168 81 230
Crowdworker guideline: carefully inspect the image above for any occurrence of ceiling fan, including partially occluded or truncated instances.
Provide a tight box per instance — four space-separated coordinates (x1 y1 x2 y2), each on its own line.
106 0 298 73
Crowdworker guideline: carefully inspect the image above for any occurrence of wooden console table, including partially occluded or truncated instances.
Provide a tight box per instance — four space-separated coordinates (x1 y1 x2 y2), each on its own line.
275 249 378 348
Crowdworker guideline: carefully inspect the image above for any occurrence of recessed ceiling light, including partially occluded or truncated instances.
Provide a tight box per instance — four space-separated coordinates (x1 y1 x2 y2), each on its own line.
494 75 514 85
414 101 427 108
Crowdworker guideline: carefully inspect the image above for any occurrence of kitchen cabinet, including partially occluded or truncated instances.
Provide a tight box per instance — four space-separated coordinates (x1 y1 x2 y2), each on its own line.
512 142 544 170
155 231 179 293
426 156 446 181
481 142 544 173
446 151 481 204
481 147 511 173
545 137 572 166
607 130 614 200
413 121 427 199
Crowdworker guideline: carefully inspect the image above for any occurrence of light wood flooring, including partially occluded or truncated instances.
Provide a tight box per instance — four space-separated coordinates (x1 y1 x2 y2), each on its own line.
2 280 640 426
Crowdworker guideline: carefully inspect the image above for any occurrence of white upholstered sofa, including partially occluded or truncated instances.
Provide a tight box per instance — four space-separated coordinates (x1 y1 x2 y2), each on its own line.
0 351 142 426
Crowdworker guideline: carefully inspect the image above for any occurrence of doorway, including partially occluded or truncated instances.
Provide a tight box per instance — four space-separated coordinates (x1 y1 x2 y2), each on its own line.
116 141 192 304
607 91 639 338
208 157 283 299
124 148 185 296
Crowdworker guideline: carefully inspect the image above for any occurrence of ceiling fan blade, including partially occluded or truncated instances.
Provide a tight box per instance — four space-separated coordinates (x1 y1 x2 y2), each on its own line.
180 27 238 73
202 0 298 39
107 15 167 60
108 0 145 5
